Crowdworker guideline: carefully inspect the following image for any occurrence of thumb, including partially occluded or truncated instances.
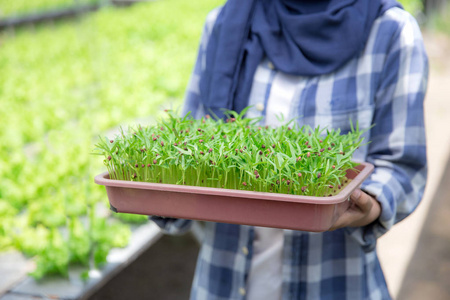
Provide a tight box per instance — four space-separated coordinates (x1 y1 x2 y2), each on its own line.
350 188 362 201
350 188 372 212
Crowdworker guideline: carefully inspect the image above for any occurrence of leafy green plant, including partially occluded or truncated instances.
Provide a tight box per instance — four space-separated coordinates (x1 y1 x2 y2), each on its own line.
114 213 150 224
29 228 70 279
95 109 366 197
0 0 100 17
0 0 224 279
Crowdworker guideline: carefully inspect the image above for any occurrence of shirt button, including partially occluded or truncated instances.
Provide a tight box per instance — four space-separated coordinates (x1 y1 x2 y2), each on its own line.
242 246 249 255
239 287 246 296
268 61 275 70
255 103 264 111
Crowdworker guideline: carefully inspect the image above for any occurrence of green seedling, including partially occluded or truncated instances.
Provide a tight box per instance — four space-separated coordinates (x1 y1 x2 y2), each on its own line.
94 109 366 197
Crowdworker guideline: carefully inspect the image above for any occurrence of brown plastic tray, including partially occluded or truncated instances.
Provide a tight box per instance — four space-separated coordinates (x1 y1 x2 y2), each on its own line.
95 161 374 232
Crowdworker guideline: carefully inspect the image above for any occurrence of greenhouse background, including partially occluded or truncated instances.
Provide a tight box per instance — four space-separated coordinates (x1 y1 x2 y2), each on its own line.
1 0 450 299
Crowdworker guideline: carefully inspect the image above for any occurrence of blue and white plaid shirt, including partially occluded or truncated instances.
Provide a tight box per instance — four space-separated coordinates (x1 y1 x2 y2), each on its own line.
152 6 428 300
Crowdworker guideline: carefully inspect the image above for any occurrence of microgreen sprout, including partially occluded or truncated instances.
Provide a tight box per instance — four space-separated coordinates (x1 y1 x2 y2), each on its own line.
94 109 366 197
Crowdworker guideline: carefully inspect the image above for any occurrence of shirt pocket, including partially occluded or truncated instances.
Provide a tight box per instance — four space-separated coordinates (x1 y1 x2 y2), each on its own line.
298 100 373 130
317 106 374 134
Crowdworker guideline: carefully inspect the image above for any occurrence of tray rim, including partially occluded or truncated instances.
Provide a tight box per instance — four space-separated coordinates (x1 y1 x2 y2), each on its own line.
95 161 374 205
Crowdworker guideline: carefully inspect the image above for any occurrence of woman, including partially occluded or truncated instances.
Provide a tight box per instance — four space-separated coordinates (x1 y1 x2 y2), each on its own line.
152 0 428 299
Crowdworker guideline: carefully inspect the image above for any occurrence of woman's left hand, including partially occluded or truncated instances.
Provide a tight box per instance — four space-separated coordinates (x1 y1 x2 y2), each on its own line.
329 188 381 231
